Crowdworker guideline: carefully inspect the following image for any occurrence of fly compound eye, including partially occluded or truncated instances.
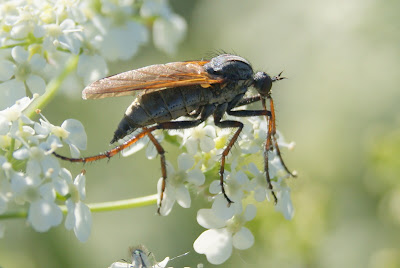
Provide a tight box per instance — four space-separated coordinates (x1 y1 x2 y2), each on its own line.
253 72 272 97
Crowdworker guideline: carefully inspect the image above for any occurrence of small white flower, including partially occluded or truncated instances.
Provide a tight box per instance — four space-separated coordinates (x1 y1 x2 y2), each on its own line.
182 122 216 155
77 54 108 85
43 18 83 54
194 204 256 265
239 117 269 154
35 117 87 157
248 162 269 202
0 96 35 134
95 19 149 61
157 153 205 215
13 145 61 178
10 173 63 232
61 169 92 242
209 170 253 219
272 178 295 220
28 198 63 232
10 46 47 95
153 14 186 55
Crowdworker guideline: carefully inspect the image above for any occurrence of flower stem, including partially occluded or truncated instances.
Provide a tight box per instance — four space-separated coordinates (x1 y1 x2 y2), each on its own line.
25 54 80 119
0 194 158 220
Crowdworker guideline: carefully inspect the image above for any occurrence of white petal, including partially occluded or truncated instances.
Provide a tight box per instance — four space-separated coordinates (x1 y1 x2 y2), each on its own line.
193 228 232 265
121 136 148 157
61 119 87 150
40 155 60 176
59 168 73 184
153 14 186 55
34 121 50 135
196 209 226 229
209 180 221 194
26 159 41 176
253 187 267 202
0 116 9 135
77 54 108 85
13 147 30 160
232 227 254 250
177 153 194 171
275 189 295 220
30 54 47 71
26 74 46 95
11 46 29 63
28 199 63 232
175 185 191 208
0 60 15 81
145 142 158 159
156 257 170 268
68 143 81 158
247 162 261 176
65 199 76 230
184 139 197 155
39 183 56 202
59 19 76 31
53 177 69 196
100 22 148 61
73 202 92 242
75 173 86 200
199 136 215 153
0 79 26 110
235 170 249 185
211 196 235 220
203 125 216 138
157 178 175 216
187 169 205 186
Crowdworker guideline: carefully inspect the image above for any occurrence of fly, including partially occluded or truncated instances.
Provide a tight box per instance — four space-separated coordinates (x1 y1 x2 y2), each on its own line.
53 54 296 212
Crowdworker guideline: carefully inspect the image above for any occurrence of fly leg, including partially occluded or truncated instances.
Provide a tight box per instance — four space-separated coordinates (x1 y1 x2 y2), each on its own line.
143 128 166 214
144 104 216 213
238 95 296 179
264 97 297 177
53 105 217 213
233 95 296 203
53 126 159 163
219 107 279 204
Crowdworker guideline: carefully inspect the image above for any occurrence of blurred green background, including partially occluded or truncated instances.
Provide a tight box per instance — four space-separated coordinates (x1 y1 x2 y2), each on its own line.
2 0 400 267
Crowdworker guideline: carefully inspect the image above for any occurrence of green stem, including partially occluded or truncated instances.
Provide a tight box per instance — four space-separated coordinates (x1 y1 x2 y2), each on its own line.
25 54 79 119
0 194 158 220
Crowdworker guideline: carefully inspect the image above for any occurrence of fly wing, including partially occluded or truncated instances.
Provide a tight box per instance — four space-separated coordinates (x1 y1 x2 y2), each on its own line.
82 61 225 100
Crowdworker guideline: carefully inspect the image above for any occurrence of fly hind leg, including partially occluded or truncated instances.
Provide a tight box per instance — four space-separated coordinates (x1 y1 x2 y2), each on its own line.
143 128 167 214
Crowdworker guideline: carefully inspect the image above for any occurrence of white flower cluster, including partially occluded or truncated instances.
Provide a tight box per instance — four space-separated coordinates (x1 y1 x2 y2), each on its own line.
123 116 296 265
0 96 91 242
0 0 187 109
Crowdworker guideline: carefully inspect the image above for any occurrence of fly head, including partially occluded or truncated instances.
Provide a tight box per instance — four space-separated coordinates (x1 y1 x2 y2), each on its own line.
253 71 286 98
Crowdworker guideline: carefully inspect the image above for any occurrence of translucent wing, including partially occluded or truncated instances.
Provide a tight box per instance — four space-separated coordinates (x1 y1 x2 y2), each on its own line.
82 61 225 100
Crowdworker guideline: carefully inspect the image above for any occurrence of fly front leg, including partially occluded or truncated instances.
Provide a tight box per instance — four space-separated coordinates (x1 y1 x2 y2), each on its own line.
212 103 266 205
227 108 278 203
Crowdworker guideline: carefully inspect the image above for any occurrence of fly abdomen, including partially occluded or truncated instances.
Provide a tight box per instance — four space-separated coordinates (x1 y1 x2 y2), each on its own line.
111 86 208 143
